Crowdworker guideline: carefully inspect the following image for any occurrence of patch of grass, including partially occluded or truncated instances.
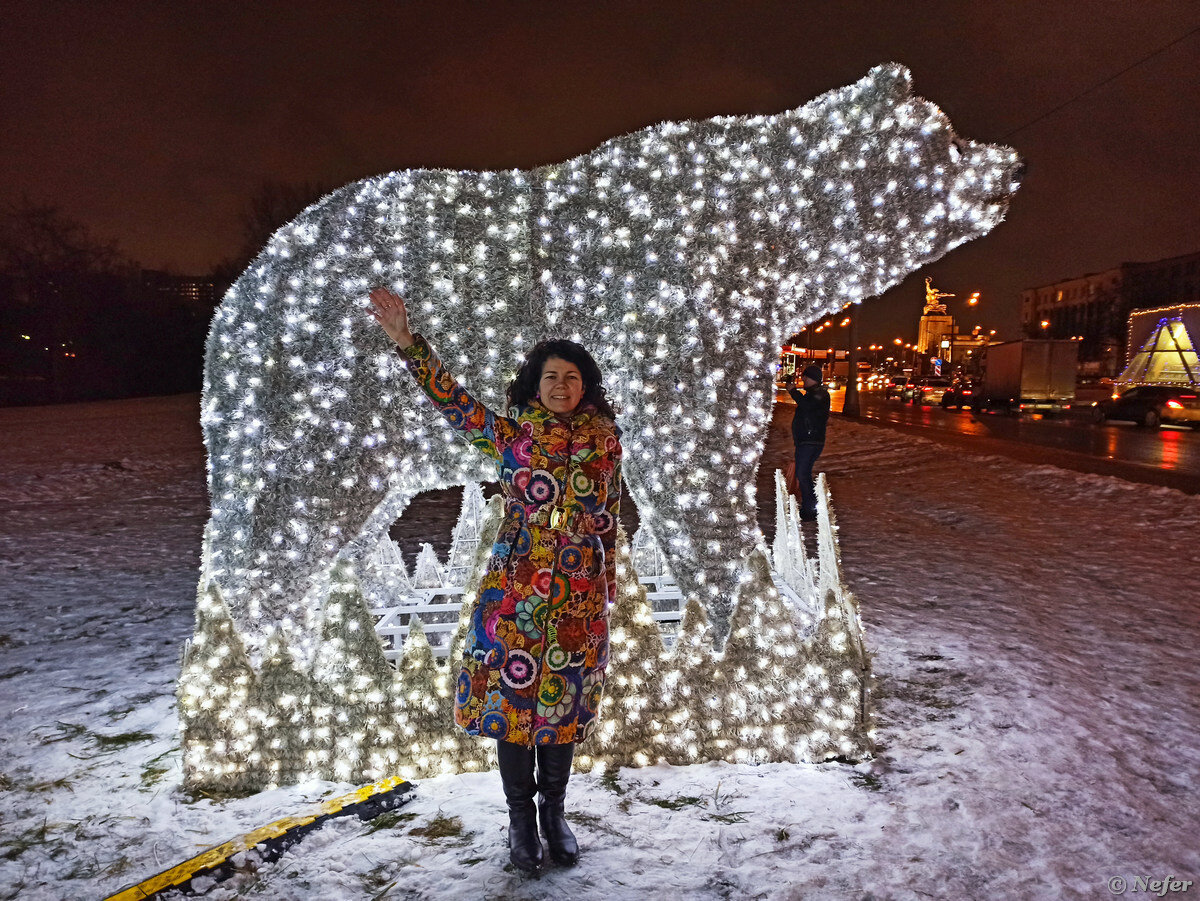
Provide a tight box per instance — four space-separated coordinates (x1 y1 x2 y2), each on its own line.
94 730 156 751
360 867 402 899
0 773 12 792
0 634 13 648
775 827 790 842
850 771 884 792
561 811 629 840
645 795 702 811
599 767 624 795
36 721 87 745
703 782 748 824
409 814 465 842
140 750 174 791
364 810 418 834
1 819 54 861
708 810 748 824
102 855 135 879
27 776 73 794
369 880 399 900
460 857 487 866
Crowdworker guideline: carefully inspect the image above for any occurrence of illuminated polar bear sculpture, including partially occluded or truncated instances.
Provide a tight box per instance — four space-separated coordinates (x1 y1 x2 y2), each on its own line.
201 63 1020 655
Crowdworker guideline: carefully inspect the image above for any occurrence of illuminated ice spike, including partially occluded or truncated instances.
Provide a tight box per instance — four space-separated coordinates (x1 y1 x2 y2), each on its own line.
772 470 792 583
806 581 874 761
198 62 1021 653
411 543 446 589
770 469 814 600
395 618 458 779
247 629 317 789
445 482 488 585
814 473 845 600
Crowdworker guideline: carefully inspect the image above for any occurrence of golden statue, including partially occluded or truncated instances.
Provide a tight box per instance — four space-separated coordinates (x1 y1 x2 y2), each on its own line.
923 277 954 313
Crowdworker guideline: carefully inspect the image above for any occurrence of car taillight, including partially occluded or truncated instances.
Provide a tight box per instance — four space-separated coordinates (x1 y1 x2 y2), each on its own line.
1166 400 1184 409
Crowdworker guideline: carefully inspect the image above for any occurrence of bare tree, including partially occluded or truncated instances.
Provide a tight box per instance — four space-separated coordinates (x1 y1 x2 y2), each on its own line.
0 198 130 402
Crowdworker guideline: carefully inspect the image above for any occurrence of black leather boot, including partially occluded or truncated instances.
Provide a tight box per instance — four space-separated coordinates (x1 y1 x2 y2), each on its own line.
536 743 579 866
496 740 543 873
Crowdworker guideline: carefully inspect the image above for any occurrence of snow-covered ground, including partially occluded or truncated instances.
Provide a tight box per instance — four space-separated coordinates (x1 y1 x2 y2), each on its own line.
1 393 1197 900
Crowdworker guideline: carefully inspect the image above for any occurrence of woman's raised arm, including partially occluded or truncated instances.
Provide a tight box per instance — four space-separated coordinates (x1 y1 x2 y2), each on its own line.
367 287 518 461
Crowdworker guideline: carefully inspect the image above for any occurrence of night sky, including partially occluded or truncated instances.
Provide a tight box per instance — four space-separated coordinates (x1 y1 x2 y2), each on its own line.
3 2 1198 344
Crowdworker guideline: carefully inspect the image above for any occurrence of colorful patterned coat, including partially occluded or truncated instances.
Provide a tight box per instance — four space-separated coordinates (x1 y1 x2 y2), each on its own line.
400 336 622 746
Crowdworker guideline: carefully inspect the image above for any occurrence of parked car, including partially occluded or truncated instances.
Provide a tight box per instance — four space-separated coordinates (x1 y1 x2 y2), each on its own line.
1092 385 1200 428
912 377 952 405
940 377 979 410
885 376 910 400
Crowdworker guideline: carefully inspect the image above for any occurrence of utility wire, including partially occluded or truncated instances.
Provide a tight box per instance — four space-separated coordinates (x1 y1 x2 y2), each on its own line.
1001 22 1200 140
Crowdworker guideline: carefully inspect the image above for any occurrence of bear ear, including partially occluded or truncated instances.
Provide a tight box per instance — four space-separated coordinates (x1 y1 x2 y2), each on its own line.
863 63 913 101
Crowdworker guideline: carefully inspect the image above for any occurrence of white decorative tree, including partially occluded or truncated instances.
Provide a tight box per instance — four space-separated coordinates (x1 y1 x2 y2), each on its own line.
177 583 260 794
582 526 668 773
660 597 722 766
246 630 315 789
411 544 446 590
445 482 489 585
310 564 399 784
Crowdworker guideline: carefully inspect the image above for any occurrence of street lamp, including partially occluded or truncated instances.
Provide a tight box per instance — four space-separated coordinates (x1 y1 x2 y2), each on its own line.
945 290 982 369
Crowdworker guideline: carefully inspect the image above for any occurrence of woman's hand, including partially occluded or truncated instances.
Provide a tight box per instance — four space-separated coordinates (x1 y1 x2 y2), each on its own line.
367 287 415 349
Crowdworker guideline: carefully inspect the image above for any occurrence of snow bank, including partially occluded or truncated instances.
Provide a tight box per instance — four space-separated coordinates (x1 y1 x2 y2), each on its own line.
1 394 1197 899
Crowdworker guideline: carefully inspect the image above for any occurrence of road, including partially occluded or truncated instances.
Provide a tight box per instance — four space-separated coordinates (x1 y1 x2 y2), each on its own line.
776 386 1200 495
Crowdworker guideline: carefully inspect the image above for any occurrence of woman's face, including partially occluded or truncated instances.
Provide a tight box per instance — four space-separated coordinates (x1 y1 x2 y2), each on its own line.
539 356 584 415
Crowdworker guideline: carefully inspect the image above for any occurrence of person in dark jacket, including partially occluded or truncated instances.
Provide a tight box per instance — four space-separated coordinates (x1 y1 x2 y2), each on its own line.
788 364 831 521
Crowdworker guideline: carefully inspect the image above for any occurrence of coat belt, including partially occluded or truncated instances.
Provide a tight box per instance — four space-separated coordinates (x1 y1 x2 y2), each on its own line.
525 504 596 536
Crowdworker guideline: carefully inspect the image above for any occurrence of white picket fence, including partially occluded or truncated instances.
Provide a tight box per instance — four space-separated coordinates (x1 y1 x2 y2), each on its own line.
364 474 818 663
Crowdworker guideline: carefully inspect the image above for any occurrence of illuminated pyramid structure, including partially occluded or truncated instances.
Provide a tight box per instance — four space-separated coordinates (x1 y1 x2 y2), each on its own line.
1118 316 1199 387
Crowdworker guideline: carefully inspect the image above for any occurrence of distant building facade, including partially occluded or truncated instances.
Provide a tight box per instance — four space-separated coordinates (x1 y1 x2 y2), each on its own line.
140 270 220 310
1021 250 1200 375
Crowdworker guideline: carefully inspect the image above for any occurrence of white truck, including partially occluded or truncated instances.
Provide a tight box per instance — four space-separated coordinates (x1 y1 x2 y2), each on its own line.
980 339 1078 413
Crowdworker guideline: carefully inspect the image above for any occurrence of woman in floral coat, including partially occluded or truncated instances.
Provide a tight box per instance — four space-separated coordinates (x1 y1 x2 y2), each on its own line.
368 287 622 873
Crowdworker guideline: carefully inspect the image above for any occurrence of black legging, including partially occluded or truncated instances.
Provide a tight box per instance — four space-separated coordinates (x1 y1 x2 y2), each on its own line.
794 443 824 514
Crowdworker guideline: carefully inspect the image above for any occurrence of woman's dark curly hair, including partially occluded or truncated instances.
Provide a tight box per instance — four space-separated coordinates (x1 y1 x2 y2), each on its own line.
507 339 618 421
